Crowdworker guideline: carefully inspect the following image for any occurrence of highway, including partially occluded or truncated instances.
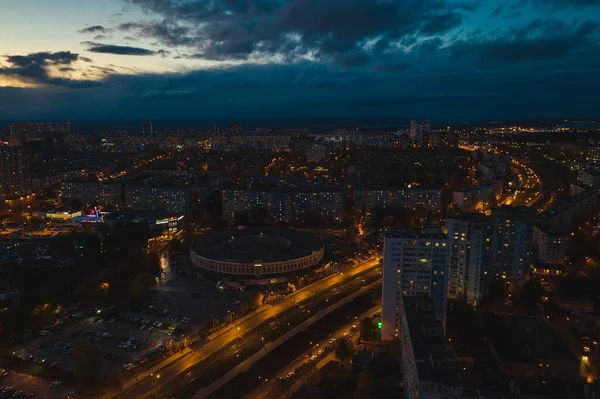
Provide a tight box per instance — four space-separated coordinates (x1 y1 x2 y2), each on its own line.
242 304 382 399
160 268 382 398
113 257 381 399
211 290 382 399
506 159 544 208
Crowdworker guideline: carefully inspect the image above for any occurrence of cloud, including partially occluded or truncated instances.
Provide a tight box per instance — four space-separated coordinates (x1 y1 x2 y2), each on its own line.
0 51 98 88
527 0 600 6
79 25 111 34
82 42 168 56
449 19 599 62
121 0 471 64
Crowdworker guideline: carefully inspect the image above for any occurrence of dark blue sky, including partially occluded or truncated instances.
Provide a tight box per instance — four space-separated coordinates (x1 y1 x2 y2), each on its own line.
1 0 599 123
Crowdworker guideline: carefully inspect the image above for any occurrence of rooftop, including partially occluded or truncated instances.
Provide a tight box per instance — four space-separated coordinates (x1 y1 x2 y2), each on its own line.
386 227 447 240
192 227 323 264
485 314 575 364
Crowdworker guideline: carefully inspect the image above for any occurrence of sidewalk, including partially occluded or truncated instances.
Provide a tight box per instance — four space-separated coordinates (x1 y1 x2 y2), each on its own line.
193 280 382 398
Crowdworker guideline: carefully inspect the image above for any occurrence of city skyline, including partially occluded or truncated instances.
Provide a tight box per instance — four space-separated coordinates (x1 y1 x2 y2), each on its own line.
1 0 600 121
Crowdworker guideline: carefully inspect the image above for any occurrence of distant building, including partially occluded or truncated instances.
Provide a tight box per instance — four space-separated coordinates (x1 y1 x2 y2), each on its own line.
8 122 70 142
305 143 328 162
222 188 343 225
62 182 122 205
446 213 491 304
452 187 484 213
354 186 442 218
532 225 567 266
213 124 222 135
578 169 600 188
0 146 32 200
410 120 431 146
142 122 153 137
486 314 578 378
228 124 242 134
382 227 449 340
537 189 598 229
125 185 189 213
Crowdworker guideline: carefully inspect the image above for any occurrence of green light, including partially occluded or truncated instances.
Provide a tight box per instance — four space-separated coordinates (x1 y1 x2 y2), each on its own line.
377 321 382 329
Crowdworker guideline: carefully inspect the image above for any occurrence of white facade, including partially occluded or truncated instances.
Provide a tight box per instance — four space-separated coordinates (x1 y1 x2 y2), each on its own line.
381 228 449 340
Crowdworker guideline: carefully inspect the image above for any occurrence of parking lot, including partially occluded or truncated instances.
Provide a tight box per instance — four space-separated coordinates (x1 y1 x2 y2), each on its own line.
10 260 252 381
0 371 71 399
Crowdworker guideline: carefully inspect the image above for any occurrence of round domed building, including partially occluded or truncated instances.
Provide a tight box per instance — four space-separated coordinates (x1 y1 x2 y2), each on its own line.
190 228 325 277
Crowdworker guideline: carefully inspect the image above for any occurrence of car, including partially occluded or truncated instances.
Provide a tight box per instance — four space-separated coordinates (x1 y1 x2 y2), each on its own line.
121 363 135 371
140 325 146 330
106 318 115 324
235 300 241 305
49 361 58 368
147 326 154 332
68 391 79 398
49 381 62 388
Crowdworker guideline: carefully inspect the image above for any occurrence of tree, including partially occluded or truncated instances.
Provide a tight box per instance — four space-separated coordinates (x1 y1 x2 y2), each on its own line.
335 339 350 365
251 292 264 309
241 291 264 313
353 365 374 399
360 317 373 340
74 340 103 387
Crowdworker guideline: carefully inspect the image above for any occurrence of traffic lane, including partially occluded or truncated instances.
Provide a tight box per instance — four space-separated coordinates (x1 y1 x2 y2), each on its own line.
120 260 381 399
157 269 383 398
208 289 380 399
245 305 382 399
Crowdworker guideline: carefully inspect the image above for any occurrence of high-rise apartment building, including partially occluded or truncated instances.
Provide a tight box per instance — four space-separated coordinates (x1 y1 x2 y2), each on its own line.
0 146 32 200
489 206 535 284
142 122 153 137
381 227 449 340
213 124 222 135
446 213 491 304
409 120 431 146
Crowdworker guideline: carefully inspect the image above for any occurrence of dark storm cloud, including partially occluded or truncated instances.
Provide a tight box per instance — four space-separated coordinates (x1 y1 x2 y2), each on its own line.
0 51 98 88
527 0 600 6
122 0 470 64
118 21 196 47
449 19 599 62
82 42 169 56
3 59 599 121
79 25 111 34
